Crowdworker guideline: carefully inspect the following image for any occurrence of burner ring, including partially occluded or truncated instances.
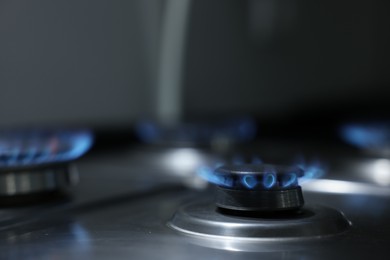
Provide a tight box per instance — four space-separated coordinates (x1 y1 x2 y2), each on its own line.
168 200 351 241
0 164 78 197
216 186 304 211
213 164 304 211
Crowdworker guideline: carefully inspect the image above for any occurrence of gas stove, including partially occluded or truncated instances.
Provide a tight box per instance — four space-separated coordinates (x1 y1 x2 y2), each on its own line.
0 136 390 259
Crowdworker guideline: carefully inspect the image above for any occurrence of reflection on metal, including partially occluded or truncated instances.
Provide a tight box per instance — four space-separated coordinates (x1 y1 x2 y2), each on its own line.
157 0 192 123
162 148 204 175
168 200 350 251
161 148 221 189
0 164 78 196
173 235 300 252
302 179 390 197
70 223 91 251
371 159 390 186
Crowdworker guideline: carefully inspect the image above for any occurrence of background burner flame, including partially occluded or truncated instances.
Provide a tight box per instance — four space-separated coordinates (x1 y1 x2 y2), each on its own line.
135 117 257 144
340 122 390 150
0 129 93 168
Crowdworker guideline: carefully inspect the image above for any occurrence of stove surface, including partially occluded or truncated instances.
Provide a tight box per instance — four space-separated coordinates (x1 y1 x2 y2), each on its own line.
1 141 389 259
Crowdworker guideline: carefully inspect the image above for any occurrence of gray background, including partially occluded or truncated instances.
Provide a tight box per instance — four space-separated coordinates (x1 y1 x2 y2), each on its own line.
0 0 389 128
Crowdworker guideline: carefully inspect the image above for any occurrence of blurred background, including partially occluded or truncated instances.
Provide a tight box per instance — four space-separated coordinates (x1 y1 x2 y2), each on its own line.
1 0 389 135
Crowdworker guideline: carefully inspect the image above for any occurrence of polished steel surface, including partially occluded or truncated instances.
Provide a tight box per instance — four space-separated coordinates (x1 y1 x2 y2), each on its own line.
0 144 389 259
168 201 350 240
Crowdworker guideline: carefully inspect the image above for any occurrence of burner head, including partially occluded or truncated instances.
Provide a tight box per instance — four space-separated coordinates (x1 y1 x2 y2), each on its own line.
169 163 351 245
0 129 92 199
214 164 304 212
0 129 93 168
0 163 78 201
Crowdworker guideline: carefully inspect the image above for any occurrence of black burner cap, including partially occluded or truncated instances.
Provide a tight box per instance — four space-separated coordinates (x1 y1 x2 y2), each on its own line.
214 164 304 212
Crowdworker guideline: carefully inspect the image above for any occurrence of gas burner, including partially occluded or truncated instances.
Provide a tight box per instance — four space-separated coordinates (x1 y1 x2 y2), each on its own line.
135 117 257 146
0 129 92 168
0 163 78 198
214 164 304 212
169 163 351 247
0 129 92 199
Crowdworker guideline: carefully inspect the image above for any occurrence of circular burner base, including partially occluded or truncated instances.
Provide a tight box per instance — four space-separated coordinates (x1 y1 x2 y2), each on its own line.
168 200 350 240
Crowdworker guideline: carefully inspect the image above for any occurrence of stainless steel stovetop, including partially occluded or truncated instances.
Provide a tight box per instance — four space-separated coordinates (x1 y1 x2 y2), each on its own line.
1 140 389 259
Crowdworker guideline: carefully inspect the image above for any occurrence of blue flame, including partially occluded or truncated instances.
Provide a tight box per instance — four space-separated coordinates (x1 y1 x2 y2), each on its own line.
198 155 326 188
296 159 326 183
340 123 390 149
22 146 37 164
263 173 277 189
135 117 257 144
0 130 93 168
242 175 257 189
135 121 161 143
34 146 51 164
281 173 298 188
7 146 20 166
54 131 93 162
197 166 233 187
